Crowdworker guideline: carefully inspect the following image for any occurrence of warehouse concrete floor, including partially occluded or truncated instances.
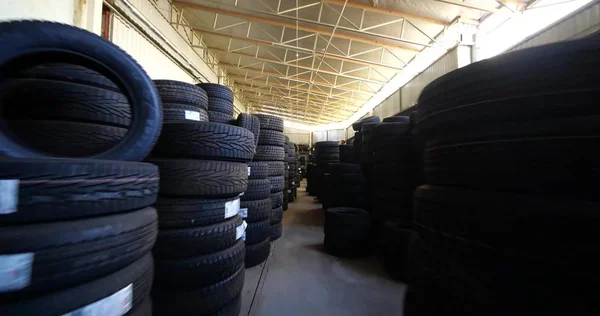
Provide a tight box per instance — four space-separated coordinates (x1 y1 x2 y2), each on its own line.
241 181 406 316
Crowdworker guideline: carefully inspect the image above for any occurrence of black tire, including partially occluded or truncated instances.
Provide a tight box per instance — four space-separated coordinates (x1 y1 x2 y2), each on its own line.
415 36 600 139
0 22 161 161
236 113 260 146
240 198 272 223
339 145 357 163
0 158 158 224
315 141 339 148
248 161 269 179
255 145 285 161
148 159 248 198
2 78 131 127
269 176 285 192
154 215 243 259
258 130 285 146
255 114 284 132
155 196 240 228
154 240 244 289
208 98 234 115
14 63 120 91
270 222 283 241
0 207 157 300
381 220 412 280
270 205 283 224
245 218 271 244
152 122 255 162
7 120 127 157
153 266 244 316
352 116 380 131
162 103 208 123
129 296 153 316
0 253 153 315
154 80 207 108
214 294 242 316
209 111 234 124
240 178 271 201
266 161 285 176
197 83 234 103
245 238 270 268
270 192 284 209
383 116 410 123
324 207 370 257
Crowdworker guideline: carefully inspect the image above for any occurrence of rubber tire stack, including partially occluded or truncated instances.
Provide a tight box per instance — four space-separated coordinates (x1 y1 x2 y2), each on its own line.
310 141 340 200
324 207 371 258
351 116 380 165
0 159 159 315
407 37 600 315
283 136 290 211
0 22 162 314
198 83 235 124
287 142 298 202
148 82 254 316
321 163 367 211
253 114 286 242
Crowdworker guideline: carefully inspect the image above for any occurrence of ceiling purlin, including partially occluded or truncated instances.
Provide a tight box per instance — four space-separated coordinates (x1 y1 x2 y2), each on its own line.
172 0 447 124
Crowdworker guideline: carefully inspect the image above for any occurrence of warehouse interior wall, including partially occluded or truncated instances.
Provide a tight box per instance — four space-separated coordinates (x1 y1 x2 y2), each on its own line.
284 127 310 145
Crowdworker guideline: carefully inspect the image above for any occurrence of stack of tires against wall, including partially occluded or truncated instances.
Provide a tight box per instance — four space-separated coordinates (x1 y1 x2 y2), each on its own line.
198 83 235 124
253 114 286 241
312 141 340 204
0 22 163 315
370 119 415 281
406 37 600 315
149 82 255 315
351 116 381 166
235 113 272 268
306 163 316 195
286 141 297 203
283 136 290 211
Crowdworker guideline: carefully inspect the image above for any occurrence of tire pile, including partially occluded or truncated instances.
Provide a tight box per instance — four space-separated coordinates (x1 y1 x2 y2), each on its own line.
310 141 340 199
287 142 299 202
253 114 286 241
370 119 416 280
0 21 162 315
324 207 371 258
407 37 600 315
237 113 272 268
148 82 255 315
199 83 235 124
283 136 291 211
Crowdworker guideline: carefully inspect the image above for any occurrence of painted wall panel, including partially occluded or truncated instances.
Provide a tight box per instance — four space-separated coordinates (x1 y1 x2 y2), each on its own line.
508 2 600 52
284 127 310 145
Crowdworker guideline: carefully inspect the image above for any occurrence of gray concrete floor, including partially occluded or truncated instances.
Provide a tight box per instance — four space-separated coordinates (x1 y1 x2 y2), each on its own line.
241 181 406 316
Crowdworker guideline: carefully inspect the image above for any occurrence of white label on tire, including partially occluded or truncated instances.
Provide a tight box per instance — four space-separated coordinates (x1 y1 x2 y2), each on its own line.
248 167 251 176
239 208 248 219
224 199 240 219
184 110 201 121
236 221 247 240
0 180 19 214
0 253 33 292
287 190 292 194
63 283 133 316
242 232 246 241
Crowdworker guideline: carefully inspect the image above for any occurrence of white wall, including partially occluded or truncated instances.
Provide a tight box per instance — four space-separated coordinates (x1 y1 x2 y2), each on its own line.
284 126 310 145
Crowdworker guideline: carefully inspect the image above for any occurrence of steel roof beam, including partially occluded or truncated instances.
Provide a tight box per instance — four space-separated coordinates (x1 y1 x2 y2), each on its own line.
172 1 422 52
221 63 375 97
244 95 354 118
240 89 358 115
181 26 404 71
207 46 387 84
234 81 362 105
250 107 331 124
230 75 369 103
325 0 447 26
247 99 343 120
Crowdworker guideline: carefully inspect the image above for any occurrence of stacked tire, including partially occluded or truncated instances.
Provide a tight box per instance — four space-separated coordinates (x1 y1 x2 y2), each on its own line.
407 37 600 315
370 120 416 280
236 113 272 268
321 163 368 211
253 114 286 242
324 207 371 258
310 141 340 200
283 136 291 211
198 83 235 124
149 83 255 315
0 21 163 314
288 142 299 202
